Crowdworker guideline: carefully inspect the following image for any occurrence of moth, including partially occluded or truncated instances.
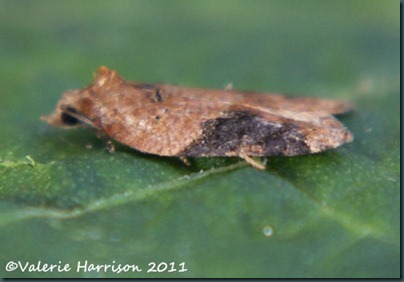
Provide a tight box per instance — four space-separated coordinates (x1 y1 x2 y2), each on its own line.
42 66 353 170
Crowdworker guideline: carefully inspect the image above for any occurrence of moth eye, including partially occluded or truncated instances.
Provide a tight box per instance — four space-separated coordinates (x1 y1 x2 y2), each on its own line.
61 112 79 126
61 106 79 126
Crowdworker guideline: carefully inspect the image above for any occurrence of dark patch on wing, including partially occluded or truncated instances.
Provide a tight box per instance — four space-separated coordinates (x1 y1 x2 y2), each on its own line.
182 111 310 157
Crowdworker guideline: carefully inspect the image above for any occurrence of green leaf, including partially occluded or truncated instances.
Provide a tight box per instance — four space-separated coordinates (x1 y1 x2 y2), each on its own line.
0 0 399 278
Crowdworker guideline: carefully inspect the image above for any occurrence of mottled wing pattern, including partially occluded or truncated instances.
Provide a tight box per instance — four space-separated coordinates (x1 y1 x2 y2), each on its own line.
97 83 352 157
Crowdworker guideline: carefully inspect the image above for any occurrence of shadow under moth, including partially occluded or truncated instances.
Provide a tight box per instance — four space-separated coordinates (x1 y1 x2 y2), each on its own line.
42 66 353 170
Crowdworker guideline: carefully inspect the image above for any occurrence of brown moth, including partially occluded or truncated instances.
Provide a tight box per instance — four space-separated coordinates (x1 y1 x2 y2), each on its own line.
42 66 353 170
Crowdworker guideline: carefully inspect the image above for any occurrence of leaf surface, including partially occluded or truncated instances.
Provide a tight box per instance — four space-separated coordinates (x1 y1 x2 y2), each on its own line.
0 0 399 278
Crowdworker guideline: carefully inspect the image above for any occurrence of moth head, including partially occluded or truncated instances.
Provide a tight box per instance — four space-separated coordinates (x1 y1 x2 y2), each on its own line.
42 66 122 129
41 89 83 128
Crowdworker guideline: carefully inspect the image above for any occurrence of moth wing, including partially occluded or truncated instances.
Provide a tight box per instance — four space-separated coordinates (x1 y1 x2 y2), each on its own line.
234 92 353 115
97 83 353 157
97 86 230 156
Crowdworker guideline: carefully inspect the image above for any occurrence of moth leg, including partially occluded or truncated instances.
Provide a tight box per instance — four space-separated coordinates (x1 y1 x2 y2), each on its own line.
179 156 191 167
106 140 115 153
95 130 115 153
239 151 266 170
225 83 233 91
